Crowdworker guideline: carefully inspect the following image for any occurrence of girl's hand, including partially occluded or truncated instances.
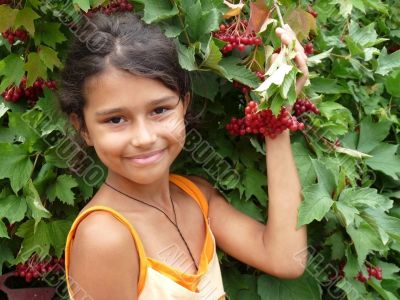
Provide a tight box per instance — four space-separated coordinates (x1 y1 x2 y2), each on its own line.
274 24 309 96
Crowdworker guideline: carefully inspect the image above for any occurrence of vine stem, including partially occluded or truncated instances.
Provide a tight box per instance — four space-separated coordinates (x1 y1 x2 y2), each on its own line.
170 0 191 45
30 153 40 178
273 0 285 28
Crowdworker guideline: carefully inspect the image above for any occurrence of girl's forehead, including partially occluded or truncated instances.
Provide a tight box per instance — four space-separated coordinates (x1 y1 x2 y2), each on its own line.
83 67 178 108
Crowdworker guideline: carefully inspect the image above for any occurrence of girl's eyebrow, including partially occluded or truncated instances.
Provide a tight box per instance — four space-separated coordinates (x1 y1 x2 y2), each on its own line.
95 96 178 116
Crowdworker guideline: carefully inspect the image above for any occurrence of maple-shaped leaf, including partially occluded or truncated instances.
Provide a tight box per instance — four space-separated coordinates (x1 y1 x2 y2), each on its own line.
24 52 47 86
284 8 316 41
14 7 40 36
246 0 270 34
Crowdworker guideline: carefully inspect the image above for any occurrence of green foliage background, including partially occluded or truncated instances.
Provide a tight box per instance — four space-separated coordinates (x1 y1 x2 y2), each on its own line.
0 0 399 299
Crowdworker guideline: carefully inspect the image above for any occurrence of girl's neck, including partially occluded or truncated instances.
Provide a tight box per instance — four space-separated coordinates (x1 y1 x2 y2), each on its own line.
102 170 173 210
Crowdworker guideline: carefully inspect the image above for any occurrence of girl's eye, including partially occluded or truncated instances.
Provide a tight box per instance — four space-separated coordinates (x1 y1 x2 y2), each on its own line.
107 117 125 124
153 107 169 115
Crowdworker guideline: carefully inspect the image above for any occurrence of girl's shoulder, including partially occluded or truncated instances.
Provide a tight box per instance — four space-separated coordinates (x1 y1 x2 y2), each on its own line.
184 175 216 203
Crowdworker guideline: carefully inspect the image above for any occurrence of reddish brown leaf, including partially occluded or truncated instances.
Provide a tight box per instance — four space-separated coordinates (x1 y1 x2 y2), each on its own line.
246 0 271 34
284 8 317 41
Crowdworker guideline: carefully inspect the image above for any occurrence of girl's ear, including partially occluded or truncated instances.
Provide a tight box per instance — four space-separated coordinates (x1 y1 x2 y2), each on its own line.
69 113 93 146
182 92 191 115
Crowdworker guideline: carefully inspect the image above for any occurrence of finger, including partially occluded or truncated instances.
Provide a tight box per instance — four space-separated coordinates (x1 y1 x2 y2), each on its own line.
276 26 307 61
271 53 279 63
295 54 308 77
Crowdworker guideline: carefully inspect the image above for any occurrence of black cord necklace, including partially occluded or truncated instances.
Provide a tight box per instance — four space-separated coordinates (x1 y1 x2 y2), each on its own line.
103 181 198 271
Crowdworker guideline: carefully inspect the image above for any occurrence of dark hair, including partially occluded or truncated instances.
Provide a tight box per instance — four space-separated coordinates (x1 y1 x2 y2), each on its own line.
58 12 191 130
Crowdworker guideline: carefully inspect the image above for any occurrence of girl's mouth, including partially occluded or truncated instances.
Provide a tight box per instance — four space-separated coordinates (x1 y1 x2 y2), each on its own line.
127 148 166 165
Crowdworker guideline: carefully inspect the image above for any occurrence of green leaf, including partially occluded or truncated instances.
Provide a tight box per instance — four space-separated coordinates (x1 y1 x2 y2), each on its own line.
334 201 359 227
311 159 336 195
362 209 400 242
38 45 63 71
14 7 40 35
191 71 219 101
142 0 179 24
201 38 222 70
257 272 321 300
376 48 400 76
307 48 333 67
47 174 78 205
48 220 73 257
363 0 388 14
331 0 353 17
23 180 52 230
310 77 350 94
344 246 359 277
24 52 48 87
347 218 384 266
385 69 400 97
338 187 393 211
8 110 41 142
280 68 296 100
317 101 348 120
0 220 9 239
242 167 266 203
297 184 334 227
325 231 345 259
0 144 33 193
184 0 219 41
0 5 18 32
0 194 27 224
366 143 400 180
161 16 184 38
357 117 392 153
345 36 364 57
348 21 381 47
34 22 66 48
0 240 14 275
15 219 50 263
0 54 25 94
219 57 259 88
176 40 198 71
270 93 284 116
73 0 91 12
292 142 316 187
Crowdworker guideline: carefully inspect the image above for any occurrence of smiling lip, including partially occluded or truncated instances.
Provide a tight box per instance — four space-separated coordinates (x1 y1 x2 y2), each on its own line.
127 149 166 165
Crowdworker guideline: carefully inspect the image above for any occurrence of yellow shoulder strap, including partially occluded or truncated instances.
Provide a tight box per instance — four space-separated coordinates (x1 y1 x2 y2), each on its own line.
169 174 209 217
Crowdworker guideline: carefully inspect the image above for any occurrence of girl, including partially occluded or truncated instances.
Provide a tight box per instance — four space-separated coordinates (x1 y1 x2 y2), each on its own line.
61 12 308 300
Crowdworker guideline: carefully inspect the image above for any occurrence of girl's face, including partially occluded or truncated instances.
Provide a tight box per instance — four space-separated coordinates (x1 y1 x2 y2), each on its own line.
78 66 189 184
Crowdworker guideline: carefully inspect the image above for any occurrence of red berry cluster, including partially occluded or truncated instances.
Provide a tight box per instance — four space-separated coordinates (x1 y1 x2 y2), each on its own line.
293 98 320 116
307 5 318 18
304 42 314 56
1 28 29 45
213 20 263 54
1 76 57 107
15 255 65 283
226 101 305 139
84 0 133 16
233 71 265 94
356 266 383 283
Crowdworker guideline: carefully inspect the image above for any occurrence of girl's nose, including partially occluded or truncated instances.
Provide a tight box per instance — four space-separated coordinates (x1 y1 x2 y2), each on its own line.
130 119 157 147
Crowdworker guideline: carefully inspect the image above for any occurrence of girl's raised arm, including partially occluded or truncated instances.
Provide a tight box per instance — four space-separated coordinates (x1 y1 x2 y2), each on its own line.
189 24 308 278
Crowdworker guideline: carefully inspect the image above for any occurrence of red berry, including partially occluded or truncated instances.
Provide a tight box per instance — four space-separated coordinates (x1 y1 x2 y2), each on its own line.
304 42 314 56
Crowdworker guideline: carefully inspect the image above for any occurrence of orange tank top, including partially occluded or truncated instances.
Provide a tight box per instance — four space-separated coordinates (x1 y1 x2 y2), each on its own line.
64 174 226 299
